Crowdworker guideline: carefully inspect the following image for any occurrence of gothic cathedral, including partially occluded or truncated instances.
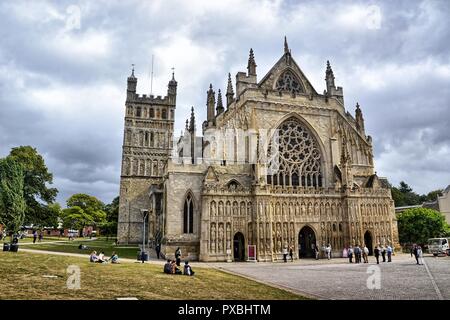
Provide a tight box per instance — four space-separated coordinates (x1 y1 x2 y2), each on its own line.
117 38 399 262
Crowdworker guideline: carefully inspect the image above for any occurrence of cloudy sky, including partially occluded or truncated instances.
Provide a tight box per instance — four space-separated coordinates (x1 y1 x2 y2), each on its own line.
0 0 449 206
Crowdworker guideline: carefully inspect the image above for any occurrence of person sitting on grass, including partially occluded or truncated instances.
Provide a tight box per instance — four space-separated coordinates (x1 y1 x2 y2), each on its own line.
163 259 172 274
90 251 99 263
97 251 106 263
171 260 182 274
183 261 195 276
109 252 119 264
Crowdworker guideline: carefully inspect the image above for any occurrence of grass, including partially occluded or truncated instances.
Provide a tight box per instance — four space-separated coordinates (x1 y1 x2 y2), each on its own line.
0 251 305 300
11 237 141 260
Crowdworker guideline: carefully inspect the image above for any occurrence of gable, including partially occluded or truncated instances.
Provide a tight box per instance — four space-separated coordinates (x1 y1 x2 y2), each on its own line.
258 52 318 96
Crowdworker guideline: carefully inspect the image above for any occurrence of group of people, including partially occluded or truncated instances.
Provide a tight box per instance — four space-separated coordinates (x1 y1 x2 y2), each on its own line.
89 251 119 264
163 259 195 276
411 244 424 265
32 230 43 243
346 245 370 263
282 246 295 262
163 247 195 276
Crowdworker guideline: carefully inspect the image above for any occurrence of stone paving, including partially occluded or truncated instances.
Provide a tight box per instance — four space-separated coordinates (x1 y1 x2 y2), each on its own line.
207 254 450 300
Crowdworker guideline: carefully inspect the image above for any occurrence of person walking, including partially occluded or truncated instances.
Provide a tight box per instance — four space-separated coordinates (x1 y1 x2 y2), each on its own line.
326 243 332 260
348 246 354 263
374 245 380 264
155 243 161 259
354 245 361 263
289 245 294 262
282 246 288 263
38 231 43 242
417 246 424 265
387 244 393 262
413 244 419 264
314 243 320 260
363 245 369 263
33 230 37 244
381 245 386 262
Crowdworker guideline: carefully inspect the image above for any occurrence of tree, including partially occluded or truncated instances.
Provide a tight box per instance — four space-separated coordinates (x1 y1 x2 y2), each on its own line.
423 189 444 202
7 146 58 226
61 194 106 234
100 196 119 238
0 158 26 233
397 207 450 245
391 181 422 207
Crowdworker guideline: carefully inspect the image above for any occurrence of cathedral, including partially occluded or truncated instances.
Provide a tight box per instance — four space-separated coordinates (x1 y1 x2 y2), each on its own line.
117 38 399 262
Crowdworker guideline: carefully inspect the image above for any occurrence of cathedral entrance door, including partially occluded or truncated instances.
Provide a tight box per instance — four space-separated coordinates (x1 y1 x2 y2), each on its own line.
364 231 373 256
298 226 316 258
233 232 245 261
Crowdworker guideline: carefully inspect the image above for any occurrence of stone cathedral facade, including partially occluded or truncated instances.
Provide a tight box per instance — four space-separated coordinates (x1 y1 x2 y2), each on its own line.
117 39 399 262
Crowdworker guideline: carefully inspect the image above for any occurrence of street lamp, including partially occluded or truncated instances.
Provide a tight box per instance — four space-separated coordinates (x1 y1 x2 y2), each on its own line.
140 209 149 262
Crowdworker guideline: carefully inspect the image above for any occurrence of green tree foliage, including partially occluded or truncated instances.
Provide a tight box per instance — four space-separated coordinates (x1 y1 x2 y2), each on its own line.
391 181 424 207
60 194 106 232
100 196 119 237
0 158 26 232
7 146 58 225
397 207 450 245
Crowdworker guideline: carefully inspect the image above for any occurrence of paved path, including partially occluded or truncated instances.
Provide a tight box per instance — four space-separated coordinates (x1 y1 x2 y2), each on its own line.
209 254 450 300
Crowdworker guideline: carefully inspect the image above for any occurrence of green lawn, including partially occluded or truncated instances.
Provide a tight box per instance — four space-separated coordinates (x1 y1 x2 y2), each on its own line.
0 251 305 300
13 237 140 259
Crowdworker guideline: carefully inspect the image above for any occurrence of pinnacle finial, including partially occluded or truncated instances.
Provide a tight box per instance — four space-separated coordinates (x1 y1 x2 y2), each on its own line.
356 102 360 109
131 64 135 77
171 67 175 80
284 36 289 54
247 48 257 76
209 83 213 90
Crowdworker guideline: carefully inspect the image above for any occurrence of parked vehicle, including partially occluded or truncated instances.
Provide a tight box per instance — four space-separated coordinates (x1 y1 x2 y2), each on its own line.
427 238 450 256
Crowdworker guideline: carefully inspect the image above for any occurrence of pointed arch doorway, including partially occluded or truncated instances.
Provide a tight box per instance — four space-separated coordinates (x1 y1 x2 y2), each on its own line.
233 232 245 261
298 226 316 258
364 231 373 256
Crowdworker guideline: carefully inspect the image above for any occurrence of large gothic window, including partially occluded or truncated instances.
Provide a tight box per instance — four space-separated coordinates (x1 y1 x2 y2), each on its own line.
275 70 304 94
267 117 322 188
183 193 194 234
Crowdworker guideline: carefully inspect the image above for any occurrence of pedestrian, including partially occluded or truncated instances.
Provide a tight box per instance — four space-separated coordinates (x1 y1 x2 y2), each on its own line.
314 243 320 260
348 246 354 263
155 243 161 259
413 244 419 264
326 243 331 260
374 246 380 264
282 246 288 262
38 231 43 242
381 245 386 262
354 245 361 263
363 245 369 263
289 245 294 262
33 230 37 244
417 246 423 265
175 247 182 266
387 244 393 262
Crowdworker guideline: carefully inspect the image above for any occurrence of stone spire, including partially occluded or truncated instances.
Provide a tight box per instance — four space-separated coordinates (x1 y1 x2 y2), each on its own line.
216 89 224 115
206 84 215 124
325 60 336 96
247 48 257 76
189 106 196 133
226 73 234 107
185 119 189 131
167 69 177 104
355 102 365 135
284 36 289 54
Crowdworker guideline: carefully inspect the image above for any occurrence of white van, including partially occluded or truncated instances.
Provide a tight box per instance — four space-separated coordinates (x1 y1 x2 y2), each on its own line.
427 238 450 256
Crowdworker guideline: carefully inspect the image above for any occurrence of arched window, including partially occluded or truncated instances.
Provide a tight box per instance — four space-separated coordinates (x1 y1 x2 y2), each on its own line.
136 106 142 117
267 117 322 188
161 109 167 119
275 70 304 94
150 108 155 118
183 193 194 234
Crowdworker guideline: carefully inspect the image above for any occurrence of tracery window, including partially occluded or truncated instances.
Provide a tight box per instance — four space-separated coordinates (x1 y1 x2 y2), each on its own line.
267 117 322 188
275 70 304 94
183 193 194 234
